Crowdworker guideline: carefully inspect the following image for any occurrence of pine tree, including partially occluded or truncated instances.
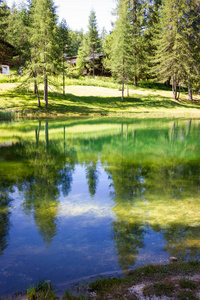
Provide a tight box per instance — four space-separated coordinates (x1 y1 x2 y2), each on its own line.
180 0 200 100
67 29 84 56
87 9 100 76
6 3 30 68
29 0 59 108
111 0 134 101
76 35 89 75
142 0 162 80
57 18 69 95
153 0 200 101
102 32 113 73
0 0 9 42
129 0 146 86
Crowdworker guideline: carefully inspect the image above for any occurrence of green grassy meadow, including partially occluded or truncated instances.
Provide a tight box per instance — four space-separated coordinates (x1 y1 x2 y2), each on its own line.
1 75 200 119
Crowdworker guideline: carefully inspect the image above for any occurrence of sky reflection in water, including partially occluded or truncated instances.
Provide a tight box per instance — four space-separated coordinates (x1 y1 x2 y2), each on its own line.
0 118 200 295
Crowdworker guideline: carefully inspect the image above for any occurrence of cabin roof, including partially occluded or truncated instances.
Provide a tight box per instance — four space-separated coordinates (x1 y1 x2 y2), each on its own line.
66 53 103 64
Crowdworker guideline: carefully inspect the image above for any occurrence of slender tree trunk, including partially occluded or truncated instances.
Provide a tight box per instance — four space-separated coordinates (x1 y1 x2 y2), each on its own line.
44 71 48 108
122 82 124 102
172 74 178 100
122 58 125 102
43 30 48 108
177 78 180 101
63 56 65 96
92 47 95 76
35 81 41 107
187 0 193 102
134 75 137 86
188 75 193 101
133 0 137 87
165 76 171 87
33 72 41 107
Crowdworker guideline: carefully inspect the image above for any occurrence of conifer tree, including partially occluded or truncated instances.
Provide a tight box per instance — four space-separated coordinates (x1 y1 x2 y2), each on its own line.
0 0 9 42
143 0 162 80
6 3 30 68
58 18 69 95
111 0 134 101
180 0 200 100
128 0 146 86
153 0 200 101
67 29 84 56
29 0 59 108
87 9 100 76
76 35 89 75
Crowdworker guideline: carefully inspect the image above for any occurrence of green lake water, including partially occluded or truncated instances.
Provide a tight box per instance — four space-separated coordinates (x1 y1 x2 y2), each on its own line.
0 118 200 295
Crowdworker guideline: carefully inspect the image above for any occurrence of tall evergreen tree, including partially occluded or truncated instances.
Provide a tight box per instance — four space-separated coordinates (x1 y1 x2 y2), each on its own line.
67 29 84 56
153 0 200 101
6 3 30 68
29 0 59 108
0 0 9 42
87 9 100 76
111 0 134 101
181 0 200 100
57 18 69 95
76 35 89 75
128 0 146 86
142 0 162 80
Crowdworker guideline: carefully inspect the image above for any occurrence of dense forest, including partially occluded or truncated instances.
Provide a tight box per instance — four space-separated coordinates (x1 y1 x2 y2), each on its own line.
0 0 200 104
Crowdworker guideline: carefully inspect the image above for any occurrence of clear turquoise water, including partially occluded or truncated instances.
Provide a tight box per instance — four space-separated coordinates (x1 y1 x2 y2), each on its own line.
0 118 200 295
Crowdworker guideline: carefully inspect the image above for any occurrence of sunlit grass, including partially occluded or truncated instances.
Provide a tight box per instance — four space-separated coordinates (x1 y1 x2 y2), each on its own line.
1 75 200 118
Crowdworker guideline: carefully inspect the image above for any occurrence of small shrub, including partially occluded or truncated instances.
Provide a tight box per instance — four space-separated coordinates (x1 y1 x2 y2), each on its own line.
27 285 36 300
26 281 57 300
89 277 122 292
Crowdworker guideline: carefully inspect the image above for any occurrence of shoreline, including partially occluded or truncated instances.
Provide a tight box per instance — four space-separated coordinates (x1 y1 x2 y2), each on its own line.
2 261 200 299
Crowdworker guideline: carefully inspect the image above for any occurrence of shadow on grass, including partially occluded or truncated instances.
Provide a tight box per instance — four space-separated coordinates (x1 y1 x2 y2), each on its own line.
137 81 173 91
1 89 200 115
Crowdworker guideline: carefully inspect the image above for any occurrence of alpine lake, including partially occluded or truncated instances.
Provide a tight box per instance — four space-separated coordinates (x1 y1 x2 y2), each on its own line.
0 117 200 296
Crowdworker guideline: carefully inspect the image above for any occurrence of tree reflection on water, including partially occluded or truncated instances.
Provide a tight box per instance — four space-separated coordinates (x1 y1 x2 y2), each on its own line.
0 118 200 269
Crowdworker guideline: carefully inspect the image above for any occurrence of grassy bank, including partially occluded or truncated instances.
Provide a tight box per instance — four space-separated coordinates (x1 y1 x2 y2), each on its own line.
5 261 200 299
1 76 200 119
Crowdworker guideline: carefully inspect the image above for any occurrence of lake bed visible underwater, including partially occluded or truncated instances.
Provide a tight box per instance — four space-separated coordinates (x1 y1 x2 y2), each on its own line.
0 118 200 295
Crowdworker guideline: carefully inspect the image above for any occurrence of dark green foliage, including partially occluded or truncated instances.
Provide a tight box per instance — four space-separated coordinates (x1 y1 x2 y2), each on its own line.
0 0 9 41
179 278 196 290
57 18 69 95
89 277 122 292
6 3 30 67
111 0 134 100
152 0 200 101
177 290 198 300
67 29 84 57
28 0 59 107
87 10 101 76
143 282 175 297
